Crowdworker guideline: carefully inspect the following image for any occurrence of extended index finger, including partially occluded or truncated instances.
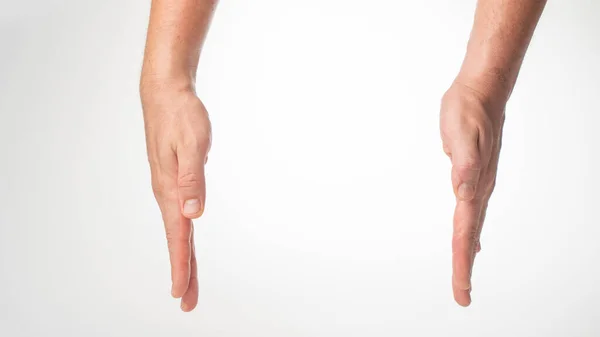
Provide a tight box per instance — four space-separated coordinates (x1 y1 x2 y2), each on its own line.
151 148 193 299
159 196 193 299
452 198 482 306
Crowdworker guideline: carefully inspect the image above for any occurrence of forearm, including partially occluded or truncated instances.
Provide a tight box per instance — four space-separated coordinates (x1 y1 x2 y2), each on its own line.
457 0 547 106
141 0 218 95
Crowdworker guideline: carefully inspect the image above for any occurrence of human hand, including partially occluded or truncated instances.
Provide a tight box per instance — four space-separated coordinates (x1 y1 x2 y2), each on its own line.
440 80 506 307
141 86 211 312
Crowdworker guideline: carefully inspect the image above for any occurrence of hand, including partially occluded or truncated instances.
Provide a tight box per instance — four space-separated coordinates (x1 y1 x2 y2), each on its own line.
141 86 211 312
440 80 506 307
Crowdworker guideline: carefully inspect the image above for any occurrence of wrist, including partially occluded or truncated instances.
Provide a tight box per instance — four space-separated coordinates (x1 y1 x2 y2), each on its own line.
454 67 513 111
457 43 525 108
140 71 196 101
140 51 198 96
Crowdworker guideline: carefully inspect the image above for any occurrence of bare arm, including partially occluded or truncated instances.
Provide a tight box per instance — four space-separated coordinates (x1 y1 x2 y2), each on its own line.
140 0 218 312
441 0 546 307
141 0 217 94
458 0 547 106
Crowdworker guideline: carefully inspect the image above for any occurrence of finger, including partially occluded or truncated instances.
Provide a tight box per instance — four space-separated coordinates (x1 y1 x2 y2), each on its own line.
162 205 193 298
475 198 490 255
150 148 193 299
181 226 199 312
474 131 502 255
177 143 209 219
462 179 493 305
452 198 482 306
453 280 472 307
449 128 484 306
452 124 502 306
447 128 482 306
155 198 193 299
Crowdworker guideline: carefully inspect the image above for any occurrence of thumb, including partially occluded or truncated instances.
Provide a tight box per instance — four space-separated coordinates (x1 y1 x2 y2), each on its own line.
450 132 482 201
177 145 208 219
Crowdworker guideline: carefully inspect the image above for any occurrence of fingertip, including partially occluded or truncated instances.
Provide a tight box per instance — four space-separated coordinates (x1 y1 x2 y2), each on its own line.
171 287 184 299
457 298 472 307
181 301 196 312
171 279 189 299
180 277 199 312
453 287 472 307
453 274 473 307
180 228 200 313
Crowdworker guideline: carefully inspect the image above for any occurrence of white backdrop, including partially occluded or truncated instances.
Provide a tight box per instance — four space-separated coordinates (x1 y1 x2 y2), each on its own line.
1 0 599 336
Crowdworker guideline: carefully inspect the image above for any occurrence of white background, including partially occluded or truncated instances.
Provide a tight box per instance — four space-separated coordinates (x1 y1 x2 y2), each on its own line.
1 0 599 336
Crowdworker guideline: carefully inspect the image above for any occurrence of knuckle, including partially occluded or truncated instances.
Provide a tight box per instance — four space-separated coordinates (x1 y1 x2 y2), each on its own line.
164 228 180 254
456 161 481 172
178 172 202 189
179 128 211 150
165 227 175 244
165 227 186 248
454 162 482 181
453 150 482 171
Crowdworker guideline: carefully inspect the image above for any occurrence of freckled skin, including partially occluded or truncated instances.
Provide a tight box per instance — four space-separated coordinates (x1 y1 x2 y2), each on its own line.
140 0 546 311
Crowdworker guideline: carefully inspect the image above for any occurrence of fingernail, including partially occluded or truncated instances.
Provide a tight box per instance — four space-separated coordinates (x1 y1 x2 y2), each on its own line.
183 199 201 215
458 183 475 200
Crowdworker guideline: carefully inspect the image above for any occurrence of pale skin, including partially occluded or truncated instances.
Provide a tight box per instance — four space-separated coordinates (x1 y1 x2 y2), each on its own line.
141 0 546 311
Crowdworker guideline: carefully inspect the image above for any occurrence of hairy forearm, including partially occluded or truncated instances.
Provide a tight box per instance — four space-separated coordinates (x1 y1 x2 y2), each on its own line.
141 0 218 95
457 0 547 105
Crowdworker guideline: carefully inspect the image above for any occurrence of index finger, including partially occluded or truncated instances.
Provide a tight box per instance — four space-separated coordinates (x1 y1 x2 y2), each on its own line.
452 198 482 306
151 147 193 299
159 197 193 299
